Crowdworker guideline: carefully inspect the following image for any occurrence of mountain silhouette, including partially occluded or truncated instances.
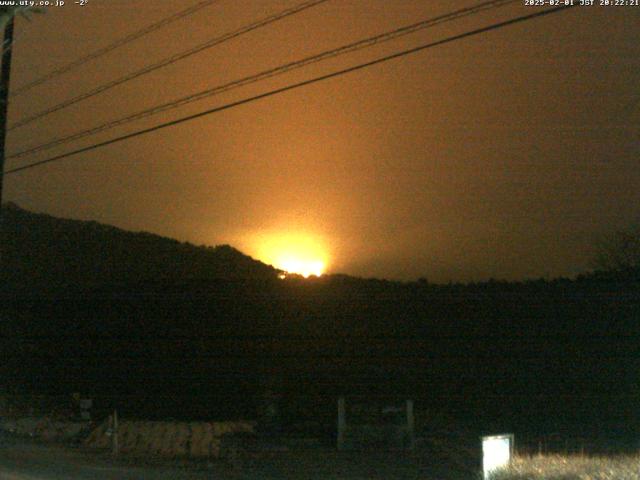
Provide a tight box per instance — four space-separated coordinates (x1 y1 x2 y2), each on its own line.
0 203 279 290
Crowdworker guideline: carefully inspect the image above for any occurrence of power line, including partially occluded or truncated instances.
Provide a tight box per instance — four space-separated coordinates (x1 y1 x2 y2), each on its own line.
10 0 219 97
9 0 330 131
4 4 577 176
8 0 516 159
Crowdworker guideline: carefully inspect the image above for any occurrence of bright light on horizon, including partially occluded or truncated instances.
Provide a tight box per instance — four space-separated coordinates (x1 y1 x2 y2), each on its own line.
244 231 329 278
279 257 325 278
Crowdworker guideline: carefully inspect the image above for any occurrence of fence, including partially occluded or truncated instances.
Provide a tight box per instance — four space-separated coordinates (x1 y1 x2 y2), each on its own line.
337 396 415 450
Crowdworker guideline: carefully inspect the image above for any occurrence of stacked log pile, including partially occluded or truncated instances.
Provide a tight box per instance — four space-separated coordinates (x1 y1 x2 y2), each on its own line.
83 419 255 458
0 416 88 441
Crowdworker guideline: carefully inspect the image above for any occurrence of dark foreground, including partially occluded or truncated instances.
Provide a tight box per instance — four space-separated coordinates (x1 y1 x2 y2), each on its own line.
0 436 477 479
0 438 213 479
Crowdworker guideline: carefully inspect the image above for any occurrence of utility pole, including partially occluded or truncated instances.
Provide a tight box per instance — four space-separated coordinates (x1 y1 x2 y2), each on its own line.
0 17 13 267
0 17 14 206
111 409 120 457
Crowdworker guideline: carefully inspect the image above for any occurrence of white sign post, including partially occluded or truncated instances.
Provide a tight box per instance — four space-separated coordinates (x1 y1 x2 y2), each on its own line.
482 434 513 479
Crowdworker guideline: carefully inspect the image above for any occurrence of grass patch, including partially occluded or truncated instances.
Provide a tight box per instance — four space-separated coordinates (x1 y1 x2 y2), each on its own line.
491 454 640 480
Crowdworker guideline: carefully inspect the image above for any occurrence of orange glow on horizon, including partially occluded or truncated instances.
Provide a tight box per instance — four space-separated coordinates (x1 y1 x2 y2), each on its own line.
279 257 325 278
246 231 329 278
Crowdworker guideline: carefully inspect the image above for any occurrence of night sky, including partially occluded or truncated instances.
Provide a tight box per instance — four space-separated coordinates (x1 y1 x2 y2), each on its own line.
4 0 639 282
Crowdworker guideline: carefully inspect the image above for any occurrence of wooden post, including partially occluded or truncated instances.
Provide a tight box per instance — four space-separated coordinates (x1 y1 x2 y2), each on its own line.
112 410 119 457
337 396 346 450
406 399 415 450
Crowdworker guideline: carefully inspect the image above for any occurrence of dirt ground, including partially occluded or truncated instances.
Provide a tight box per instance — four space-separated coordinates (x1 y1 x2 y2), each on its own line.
0 434 480 479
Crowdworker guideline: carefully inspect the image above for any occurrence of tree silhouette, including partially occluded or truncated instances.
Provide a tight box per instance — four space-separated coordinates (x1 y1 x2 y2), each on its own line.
0 6 41 30
593 225 640 271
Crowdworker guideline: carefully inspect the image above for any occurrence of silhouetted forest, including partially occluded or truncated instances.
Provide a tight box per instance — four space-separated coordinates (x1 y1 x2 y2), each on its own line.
1 204 638 443
0 202 278 289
